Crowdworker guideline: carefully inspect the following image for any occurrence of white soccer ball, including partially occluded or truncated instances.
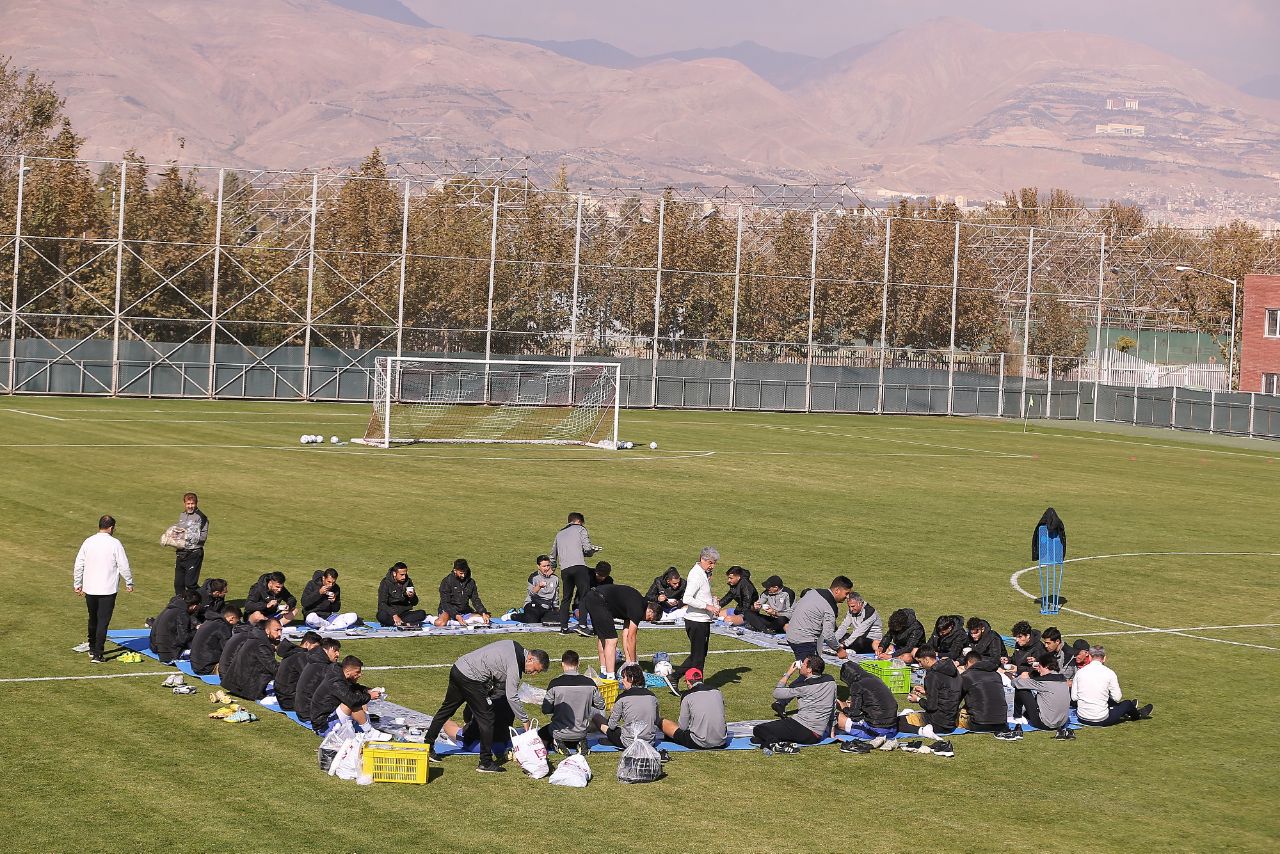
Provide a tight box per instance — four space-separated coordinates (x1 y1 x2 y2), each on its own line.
649 441 658 450
330 436 339 444
299 435 308 445
654 660 673 678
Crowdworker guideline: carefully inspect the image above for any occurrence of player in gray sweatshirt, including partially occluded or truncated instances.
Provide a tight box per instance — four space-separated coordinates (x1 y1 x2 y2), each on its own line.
661 667 728 749
752 656 838 750
552 512 601 632
538 650 604 752
784 576 853 660
598 664 662 749
519 555 560 623
1008 652 1072 735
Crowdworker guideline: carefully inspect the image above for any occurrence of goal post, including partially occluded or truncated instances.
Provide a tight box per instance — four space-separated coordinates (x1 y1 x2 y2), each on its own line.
357 357 622 449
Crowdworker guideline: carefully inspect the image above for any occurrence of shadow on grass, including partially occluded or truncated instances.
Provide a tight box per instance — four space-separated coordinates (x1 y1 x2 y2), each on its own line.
705 666 750 689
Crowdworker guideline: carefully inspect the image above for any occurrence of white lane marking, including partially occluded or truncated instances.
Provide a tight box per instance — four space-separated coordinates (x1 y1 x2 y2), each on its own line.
979 419 1280 461
748 422 1028 458
3 408 65 421
1010 552 1280 652
1071 623 1280 637
0 645 781 684
0 442 717 462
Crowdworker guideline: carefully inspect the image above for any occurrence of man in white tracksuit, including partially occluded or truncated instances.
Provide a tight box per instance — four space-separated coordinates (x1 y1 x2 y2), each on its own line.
674 546 721 679
73 515 134 663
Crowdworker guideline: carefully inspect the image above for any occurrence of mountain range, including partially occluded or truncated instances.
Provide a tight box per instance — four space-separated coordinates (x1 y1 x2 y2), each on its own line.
3 0 1278 221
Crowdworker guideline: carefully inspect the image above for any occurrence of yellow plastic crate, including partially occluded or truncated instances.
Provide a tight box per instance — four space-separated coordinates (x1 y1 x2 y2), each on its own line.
361 742 430 784
597 677 620 712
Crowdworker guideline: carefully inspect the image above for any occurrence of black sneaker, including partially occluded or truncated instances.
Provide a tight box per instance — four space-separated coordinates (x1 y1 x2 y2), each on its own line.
558 628 574 635
1053 728 1076 740
770 699 789 718
773 742 800 755
574 626 594 638
89 655 105 665
900 740 926 753
658 749 672 763
428 749 443 763
1134 703 1153 720
995 727 1022 741
839 740 873 754
930 740 955 757
476 757 505 773
144 617 155 629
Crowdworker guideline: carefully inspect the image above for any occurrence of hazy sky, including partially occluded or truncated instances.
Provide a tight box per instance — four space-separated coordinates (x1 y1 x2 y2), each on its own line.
406 0 1280 85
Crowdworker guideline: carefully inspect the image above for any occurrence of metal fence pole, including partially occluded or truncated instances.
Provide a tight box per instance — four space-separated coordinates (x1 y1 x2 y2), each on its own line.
7 154 25 394
1019 228 1034 418
997 353 1005 417
650 198 665 408
110 160 127 396
1092 233 1106 422
569 193 583 367
1209 388 1216 434
805 211 818 412
1047 354 1054 418
948 219 959 416
1171 385 1178 430
1227 277 1239 391
876 217 891 414
728 206 743 410
396 179 410 359
483 184 500 402
1249 392 1256 438
207 168 224 399
301 174 319 400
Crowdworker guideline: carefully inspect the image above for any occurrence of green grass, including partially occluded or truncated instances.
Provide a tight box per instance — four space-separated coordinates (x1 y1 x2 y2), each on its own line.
1 399 1278 853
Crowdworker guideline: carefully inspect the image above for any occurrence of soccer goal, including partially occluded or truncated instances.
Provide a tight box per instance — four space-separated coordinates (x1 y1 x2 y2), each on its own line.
357 357 622 449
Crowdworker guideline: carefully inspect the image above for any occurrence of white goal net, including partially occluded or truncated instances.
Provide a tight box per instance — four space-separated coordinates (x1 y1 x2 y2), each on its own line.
359 357 621 449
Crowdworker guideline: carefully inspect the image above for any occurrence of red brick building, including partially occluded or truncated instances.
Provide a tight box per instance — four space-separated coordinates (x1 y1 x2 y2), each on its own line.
1240 274 1280 395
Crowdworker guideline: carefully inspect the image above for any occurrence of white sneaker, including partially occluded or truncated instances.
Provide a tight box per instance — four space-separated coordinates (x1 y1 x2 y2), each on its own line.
71 642 91 654
877 738 899 751
161 674 184 688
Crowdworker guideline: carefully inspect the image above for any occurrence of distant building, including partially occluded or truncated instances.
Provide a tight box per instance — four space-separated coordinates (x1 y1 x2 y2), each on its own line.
1240 274 1280 395
1095 123 1146 137
1105 97 1139 110
1125 97 1139 109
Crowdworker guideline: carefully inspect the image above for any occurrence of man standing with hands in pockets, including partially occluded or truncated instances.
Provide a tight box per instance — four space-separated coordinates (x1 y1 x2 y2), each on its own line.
73 515 134 663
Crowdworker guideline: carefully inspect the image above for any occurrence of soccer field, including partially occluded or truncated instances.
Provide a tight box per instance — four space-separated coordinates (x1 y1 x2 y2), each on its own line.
1 398 1277 853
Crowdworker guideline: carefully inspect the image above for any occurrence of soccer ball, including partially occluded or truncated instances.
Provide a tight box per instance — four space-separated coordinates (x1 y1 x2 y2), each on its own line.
654 659 673 678
330 436 339 444
649 441 658 450
299 435 308 445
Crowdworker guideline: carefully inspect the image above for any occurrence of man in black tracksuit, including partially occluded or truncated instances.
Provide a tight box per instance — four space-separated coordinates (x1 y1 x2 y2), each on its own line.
966 617 1009 666
837 660 899 740
960 650 1010 733
900 645 962 736
928 614 967 661
221 620 281 700
718 565 758 626
197 578 228 623
190 606 242 675
421 640 549 773
645 567 686 616
309 655 383 734
1009 621 1047 673
274 631 321 711
245 572 296 625
149 592 202 664
295 639 342 724
879 608 926 663
435 559 490 627
376 563 426 626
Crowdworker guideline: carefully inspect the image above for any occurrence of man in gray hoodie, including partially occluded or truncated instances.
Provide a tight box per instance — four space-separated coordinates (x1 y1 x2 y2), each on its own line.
1006 652 1072 737
597 664 663 751
752 656 837 751
784 576 853 661
173 492 208 595
661 668 728 749
538 650 604 753
552 512 601 633
828 592 884 656
422 640 549 773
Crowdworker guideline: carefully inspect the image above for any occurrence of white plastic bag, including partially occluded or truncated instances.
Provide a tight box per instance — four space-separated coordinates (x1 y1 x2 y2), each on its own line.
159 525 186 549
517 681 547 704
617 725 663 784
549 753 592 788
328 736 363 780
509 720 550 779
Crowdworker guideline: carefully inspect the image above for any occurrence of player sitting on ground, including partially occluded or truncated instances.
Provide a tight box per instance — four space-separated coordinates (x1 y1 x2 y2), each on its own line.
221 618 282 701
301 568 359 631
744 575 791 634
190 605 241 676
1006 652 1073 739
645 567 686 617
309 654 386 738
965 617 1008 666
661 667 729 749
377 562 425 627
899 645 962 739
829 591 883 656
753 656 837 753
435 558 490 627
785 576 852 661
295 638 342 725
959 650 1012 734
196 578 228 622
877 607 925 664
928 614 967 661
538 650 605 754
245 572 296 625
718 565 757 627
1009 620 1047 673
1072 645 1154 726
1040 627 1083 683
149 591 202 664
274 630 321 712
516 555 559 624
594 663 663 754
837 660 899 744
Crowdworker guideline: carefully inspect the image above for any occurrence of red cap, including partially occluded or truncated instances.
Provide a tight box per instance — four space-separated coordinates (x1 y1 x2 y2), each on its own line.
684 668 703 683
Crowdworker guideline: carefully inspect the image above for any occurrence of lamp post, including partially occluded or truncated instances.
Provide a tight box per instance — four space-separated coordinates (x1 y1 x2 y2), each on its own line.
1175 265 1239 391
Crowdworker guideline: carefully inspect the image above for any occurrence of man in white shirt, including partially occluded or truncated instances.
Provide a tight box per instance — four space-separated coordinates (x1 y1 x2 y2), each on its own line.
1070 645 1153 726
674 546 721 679
73 515 134 663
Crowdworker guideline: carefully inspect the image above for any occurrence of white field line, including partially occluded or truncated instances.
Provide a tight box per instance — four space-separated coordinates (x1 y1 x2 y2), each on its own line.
1010 551 1280 652
0 645 783 685
979 419 1280 461
734 422 1029 458
1078 623 1280 637
3 408 65 420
